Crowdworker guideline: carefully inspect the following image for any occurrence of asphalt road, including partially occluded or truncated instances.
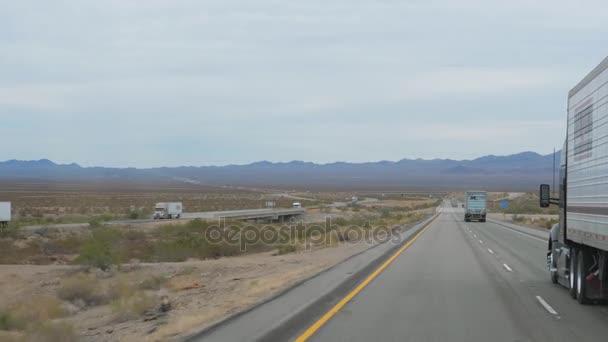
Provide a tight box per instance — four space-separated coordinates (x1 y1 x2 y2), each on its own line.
296 206 608 341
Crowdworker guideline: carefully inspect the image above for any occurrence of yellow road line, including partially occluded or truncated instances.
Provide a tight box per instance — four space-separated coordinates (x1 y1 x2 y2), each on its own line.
294 213 442 342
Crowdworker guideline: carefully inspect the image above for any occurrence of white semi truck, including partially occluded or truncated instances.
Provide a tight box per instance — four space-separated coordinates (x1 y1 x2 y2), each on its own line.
540 56 608 303
0 202 10 228
464 191 487 222
153 202 183 220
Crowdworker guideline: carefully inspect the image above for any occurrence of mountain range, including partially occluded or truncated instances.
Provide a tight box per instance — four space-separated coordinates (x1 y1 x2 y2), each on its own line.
0 151 560 191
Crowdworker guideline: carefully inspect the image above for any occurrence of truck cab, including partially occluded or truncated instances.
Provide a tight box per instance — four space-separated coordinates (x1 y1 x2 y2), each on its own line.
153 202 183 220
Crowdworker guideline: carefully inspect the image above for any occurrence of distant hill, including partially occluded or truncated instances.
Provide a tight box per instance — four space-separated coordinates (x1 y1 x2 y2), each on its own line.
0 151 560 191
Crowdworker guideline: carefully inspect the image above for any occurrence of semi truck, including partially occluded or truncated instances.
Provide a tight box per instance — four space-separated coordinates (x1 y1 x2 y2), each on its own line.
464 191 487 222
540 56 608 303
153 202 183 220
0 202 10 228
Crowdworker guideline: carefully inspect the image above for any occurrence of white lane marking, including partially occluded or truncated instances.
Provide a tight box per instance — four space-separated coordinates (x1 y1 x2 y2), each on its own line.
479 240 484 244
488 248 494 254
473 234 477 238
488 221 545 243
536 296 558 315
503 264 513 272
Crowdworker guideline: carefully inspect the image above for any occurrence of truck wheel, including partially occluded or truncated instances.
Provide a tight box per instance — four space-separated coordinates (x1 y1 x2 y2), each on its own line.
576 249 590 304
569 248 577 299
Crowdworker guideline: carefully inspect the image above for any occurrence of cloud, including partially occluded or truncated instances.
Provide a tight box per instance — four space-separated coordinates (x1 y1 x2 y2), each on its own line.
0 0 606 166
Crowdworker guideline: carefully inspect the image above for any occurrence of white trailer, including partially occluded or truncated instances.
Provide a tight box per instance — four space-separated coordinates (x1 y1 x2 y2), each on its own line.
153 202 183 220
464 191 487 222
0 202 10 227
541 55 608 303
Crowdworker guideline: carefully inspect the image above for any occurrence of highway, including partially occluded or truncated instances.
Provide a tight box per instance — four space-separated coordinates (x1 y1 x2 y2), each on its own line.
297 206 608 341
196 204 608 342
20 208 305 232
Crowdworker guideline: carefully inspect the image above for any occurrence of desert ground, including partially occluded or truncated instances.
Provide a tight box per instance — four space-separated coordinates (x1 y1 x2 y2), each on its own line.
0 181 439 341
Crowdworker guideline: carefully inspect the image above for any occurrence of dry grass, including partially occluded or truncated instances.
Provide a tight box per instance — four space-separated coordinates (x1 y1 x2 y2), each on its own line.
57 274 107 306
25 321 78 342
13 296 67 326
0 296 67 332
111 292 157 322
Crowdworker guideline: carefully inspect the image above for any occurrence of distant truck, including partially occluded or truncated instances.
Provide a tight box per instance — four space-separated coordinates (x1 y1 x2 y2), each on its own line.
292 202 302 209
153 202 182 220
540 56 608 304
0 202 10 227
464 191 487 222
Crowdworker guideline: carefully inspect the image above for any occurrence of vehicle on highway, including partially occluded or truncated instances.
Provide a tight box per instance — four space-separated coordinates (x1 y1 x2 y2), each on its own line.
0 202 10 228
292 202 302 209
540 56 608 304
153 202 183 219
464 191 487 222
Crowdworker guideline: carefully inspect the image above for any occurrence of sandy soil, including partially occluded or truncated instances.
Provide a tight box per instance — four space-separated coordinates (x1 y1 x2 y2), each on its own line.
0 242 372 342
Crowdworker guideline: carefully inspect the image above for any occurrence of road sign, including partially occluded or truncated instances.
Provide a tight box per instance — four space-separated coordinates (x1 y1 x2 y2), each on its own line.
501 200 508 209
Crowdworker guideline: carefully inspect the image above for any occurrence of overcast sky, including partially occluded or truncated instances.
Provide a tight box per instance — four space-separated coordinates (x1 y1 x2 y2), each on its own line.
1 0 607 167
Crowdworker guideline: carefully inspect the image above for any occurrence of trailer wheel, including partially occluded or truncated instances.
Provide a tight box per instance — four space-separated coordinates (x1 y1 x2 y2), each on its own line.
569 248 577 299
576 249 590 304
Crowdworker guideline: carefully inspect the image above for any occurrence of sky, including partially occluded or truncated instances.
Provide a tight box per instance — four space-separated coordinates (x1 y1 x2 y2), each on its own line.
1 0 607 168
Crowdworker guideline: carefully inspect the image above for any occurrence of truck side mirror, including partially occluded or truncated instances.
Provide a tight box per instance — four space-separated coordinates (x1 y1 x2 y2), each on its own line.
540 184 550 208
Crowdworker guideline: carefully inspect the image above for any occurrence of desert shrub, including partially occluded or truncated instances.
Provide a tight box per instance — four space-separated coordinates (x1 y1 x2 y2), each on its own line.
150 223 240 261
88 217 103 227
45 235 83 255
545 218 559 229
277 243 299 255
152 241 196 262
88 214 116 227
512 214 525 223
108 276 137 301
0 309 15 330
77 239 116 270
206 241 241 258
111 293 156 322
0 296 67 332
0 223 21 239
57 274 107 306
332 217 348 226
139 275 168 290
123 230 145 241
76 228 123 270
127 207 151 220
380 209 393 218
13 296 66 324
